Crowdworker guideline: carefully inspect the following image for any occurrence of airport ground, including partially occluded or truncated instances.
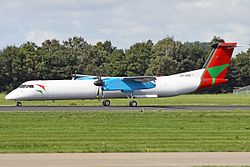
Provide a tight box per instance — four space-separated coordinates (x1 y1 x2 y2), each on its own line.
0 109 250 153
0 93 250 166
1 93 250 106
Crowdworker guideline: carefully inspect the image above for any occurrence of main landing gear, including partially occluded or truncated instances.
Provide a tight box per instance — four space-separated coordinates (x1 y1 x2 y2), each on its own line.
16 101 22 107
101 91 138 107
127 92 137 107
101 99 137 107
129 100 137 107
102 99 110 106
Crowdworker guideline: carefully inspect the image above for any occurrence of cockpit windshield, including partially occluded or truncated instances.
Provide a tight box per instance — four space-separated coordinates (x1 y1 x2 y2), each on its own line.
19 85 27 88
18 85 34 88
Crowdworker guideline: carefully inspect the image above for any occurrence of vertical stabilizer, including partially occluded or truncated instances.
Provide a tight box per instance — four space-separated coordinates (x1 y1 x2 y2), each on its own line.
198 40 237 90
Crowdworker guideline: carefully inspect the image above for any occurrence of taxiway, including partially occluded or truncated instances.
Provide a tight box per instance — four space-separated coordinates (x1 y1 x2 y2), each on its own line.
0 105 250 111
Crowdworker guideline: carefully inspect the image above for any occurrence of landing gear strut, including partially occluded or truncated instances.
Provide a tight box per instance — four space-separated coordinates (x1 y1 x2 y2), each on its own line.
102 99 110 106
126 92 137 107
16 101 22 107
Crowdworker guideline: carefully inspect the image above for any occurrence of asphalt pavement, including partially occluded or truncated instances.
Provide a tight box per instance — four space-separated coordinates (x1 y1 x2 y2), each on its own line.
0 105 250 111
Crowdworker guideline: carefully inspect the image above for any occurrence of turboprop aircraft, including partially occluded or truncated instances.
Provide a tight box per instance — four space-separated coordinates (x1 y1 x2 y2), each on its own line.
5 40 237 107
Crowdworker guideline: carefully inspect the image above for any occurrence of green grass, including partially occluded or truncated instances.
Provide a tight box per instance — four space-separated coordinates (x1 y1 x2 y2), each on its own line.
0 110 250 153
0 93 250 106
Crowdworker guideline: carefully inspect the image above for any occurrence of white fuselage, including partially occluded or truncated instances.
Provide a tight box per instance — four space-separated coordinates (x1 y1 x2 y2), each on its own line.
5 69 205 101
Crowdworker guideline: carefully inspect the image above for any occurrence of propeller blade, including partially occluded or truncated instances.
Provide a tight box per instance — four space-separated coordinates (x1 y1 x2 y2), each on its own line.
94 69 104 101
101 87 103 98
97 86 100 96
99 71 102 79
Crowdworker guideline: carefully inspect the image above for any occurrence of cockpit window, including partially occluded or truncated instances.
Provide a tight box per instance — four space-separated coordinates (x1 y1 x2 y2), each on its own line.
18 85 34 88
19 85 27 88
26 85 34 88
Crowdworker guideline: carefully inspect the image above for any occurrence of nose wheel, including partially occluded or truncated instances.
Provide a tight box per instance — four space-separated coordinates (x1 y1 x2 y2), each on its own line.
102 99 111 106
16 101 22 107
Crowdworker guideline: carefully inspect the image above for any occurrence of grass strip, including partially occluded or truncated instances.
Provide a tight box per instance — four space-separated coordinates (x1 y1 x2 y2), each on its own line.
0 110 250 153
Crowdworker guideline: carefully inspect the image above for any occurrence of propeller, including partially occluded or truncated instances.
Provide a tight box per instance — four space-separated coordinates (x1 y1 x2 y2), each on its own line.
94 72 104 99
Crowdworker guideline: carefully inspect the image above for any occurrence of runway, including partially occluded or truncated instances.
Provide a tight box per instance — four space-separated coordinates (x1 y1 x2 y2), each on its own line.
0 105 250 111
0 152 250 167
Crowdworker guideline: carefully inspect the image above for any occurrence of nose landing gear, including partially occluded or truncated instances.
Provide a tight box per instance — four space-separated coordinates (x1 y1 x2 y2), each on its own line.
16 101 22 107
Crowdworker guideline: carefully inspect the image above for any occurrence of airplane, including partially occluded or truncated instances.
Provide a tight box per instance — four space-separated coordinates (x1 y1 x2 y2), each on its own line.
5 40 237 107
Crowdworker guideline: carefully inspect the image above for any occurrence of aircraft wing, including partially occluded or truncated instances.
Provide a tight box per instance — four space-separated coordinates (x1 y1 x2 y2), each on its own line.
103 76 156 91
72 74 96 80
72 75 157 91
121 76 156 83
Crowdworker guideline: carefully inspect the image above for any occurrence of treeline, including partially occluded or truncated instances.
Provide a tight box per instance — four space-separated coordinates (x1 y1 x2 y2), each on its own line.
0 36 249 93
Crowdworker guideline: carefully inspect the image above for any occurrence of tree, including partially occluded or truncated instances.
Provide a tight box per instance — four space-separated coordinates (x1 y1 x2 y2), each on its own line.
63 36 93 75
105 49 127 76
91 41 115 75
146 55 178 76
125 40 153 76
146 37 181 75
0 35 249 93
181 41 210 71
0 46 28 91
235 49 250 86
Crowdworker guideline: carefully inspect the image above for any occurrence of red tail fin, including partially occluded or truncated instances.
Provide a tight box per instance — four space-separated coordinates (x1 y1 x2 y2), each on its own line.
198 41 237 90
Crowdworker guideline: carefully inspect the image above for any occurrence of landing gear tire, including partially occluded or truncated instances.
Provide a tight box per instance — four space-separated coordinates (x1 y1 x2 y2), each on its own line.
16 101 22 107
129 100 137 107
102 99 110 107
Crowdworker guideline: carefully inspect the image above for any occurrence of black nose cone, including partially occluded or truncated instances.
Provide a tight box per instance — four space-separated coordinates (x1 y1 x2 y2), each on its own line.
94 80 104 86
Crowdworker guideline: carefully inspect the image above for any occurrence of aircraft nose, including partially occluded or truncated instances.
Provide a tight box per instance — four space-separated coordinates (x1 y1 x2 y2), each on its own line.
5 91 18 100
